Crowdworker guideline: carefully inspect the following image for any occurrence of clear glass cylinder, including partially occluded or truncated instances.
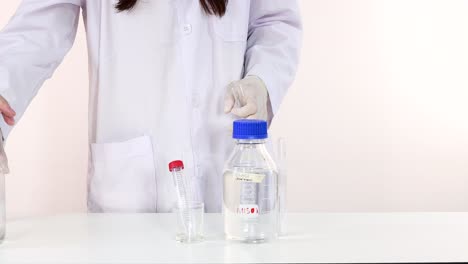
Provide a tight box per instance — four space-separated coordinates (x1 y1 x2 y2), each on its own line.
0 130 7 243
223 138 279 243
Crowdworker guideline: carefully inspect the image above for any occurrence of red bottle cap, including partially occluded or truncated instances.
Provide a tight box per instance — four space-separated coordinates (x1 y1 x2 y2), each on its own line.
168 160 184 172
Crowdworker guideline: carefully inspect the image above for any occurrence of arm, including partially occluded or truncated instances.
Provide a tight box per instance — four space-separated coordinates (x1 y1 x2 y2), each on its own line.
0 0 81 138
244 0 302 116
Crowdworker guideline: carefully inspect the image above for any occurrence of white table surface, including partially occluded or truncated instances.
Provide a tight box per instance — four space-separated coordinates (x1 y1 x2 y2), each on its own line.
0 213 467 263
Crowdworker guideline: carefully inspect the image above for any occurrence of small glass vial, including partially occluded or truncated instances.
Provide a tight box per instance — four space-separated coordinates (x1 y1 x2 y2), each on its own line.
223 120 279 243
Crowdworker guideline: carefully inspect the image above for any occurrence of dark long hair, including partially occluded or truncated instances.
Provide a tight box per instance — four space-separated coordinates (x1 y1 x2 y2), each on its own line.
115 0 228 17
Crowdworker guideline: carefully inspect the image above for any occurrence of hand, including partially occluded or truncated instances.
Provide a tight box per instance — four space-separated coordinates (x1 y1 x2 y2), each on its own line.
224 76 269 120
0 96 15 126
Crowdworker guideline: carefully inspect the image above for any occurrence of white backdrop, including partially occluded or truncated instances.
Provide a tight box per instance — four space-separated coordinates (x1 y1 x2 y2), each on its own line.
1 0 468 218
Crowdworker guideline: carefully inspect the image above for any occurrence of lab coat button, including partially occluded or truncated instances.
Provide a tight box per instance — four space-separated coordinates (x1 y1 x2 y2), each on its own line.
192 94 200 107
183 24 192 35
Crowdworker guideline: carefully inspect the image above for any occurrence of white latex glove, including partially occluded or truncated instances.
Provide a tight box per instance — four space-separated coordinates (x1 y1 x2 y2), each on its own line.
224 76 269 121
0 96 15 126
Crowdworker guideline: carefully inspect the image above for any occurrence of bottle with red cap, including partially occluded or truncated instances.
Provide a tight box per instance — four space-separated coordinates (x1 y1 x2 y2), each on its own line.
223 120 279 243
168 160 192 209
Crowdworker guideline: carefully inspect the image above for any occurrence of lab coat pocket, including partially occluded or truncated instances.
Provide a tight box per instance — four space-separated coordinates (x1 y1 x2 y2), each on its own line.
90 136 157 213
212 1 249 42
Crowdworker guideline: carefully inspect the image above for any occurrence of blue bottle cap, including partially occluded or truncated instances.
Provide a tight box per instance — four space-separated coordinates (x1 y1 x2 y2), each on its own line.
233 119 268 139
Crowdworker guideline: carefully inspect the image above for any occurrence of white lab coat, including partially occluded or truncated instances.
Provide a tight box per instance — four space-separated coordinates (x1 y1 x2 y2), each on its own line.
0 0 302 213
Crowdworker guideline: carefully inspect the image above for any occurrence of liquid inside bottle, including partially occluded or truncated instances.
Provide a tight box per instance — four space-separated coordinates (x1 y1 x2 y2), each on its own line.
223 169 278 243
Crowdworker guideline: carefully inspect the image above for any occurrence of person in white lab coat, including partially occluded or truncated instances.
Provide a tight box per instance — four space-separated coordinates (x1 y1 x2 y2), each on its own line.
0 0 302 213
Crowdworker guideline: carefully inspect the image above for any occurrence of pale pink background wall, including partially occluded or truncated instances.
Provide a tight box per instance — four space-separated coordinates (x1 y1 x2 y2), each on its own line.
1 0 468 218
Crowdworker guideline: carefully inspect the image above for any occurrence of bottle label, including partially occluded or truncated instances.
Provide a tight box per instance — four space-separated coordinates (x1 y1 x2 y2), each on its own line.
234 172 265 183
237 204 259 218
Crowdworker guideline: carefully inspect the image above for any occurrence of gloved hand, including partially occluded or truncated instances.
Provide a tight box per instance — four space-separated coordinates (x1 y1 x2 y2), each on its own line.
224 76 269 121
0 96 15 126
0 95 13 173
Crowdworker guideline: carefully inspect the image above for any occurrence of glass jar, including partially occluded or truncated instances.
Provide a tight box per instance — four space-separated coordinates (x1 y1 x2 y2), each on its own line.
223 120 278 243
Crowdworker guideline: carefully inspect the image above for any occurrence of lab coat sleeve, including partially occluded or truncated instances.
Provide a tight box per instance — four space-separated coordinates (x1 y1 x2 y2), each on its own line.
0 0 81 138
245 0 302 115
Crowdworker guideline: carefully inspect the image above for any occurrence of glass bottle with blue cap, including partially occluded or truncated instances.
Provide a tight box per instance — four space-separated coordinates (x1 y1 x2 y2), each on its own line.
223 119 278 243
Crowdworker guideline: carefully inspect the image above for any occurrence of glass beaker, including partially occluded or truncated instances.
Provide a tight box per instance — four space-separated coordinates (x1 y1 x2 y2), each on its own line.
175 202 204 243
